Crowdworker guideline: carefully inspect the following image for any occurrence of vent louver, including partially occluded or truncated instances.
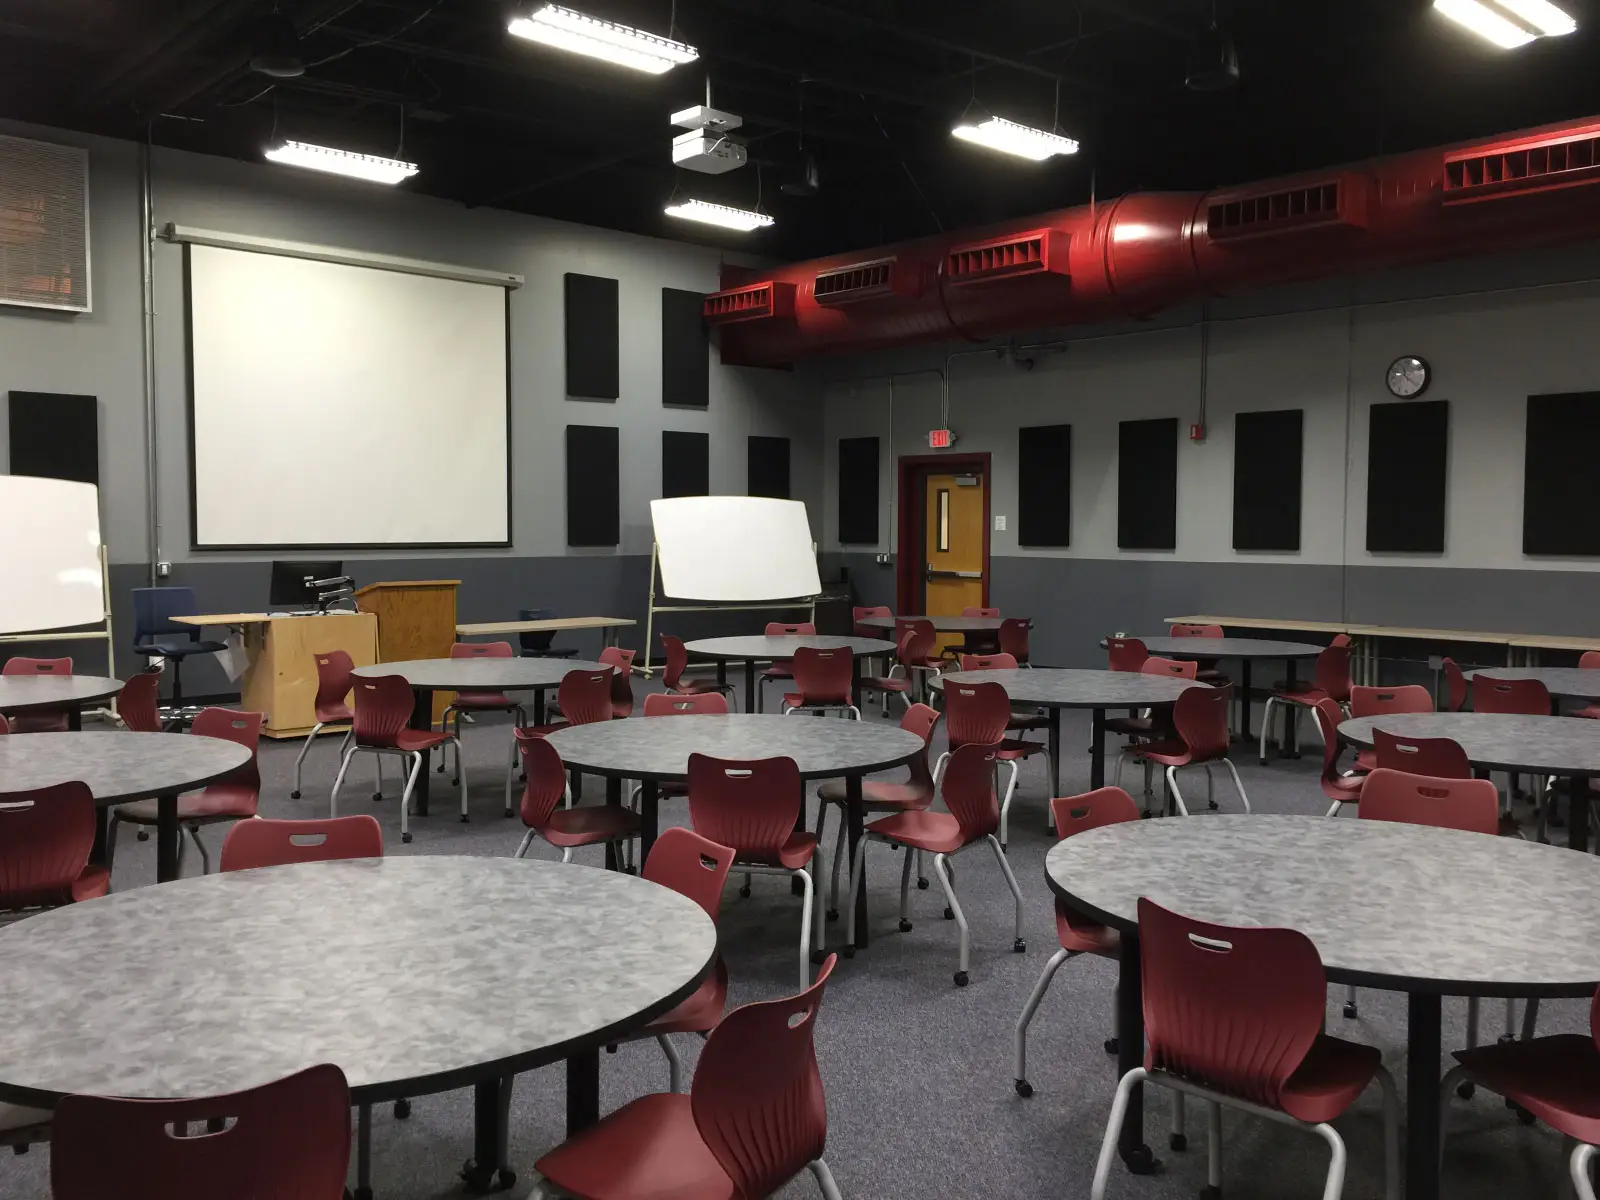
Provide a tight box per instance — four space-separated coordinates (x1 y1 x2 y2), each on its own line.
702 281 796 324
945 229 1069 285
813 257 921 305
1206 176 1369 242
0 135 90 313
1444 129 1600 205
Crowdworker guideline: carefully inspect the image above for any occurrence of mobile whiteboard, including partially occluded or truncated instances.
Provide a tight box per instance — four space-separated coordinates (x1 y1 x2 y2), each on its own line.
651 496 821 601
0 476 104 633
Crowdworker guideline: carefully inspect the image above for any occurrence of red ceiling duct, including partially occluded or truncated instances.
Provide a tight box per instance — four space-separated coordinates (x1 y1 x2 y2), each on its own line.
711 115 1600 367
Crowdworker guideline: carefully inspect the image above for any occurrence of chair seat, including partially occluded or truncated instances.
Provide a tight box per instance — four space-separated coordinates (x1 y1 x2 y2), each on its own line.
1105 715 1157 737
541 805 641 848
671 680 734 698
451 691 519 710
1272 685 1332 706
1328 772 1365 800
1453 1034 1600 1144
859 676 910 694
760 663 795 681
312 703 353 725
1007 711 1051 732
535 1092 734 1200
1277 1034 1384 1124
115 787 256 823
70 865 109 903
1573 704 1600 721
523 721 571 738
394 728 453 753
1130 739 1196 767
5 711 70 734
781 693 852 710
817 779 934 812
645 961 727 1036
867 810 970 855
1057 901 1118 956
135 640 225 657
1353 749 1378 772
736 832 817 871
1195 669 1230 686
996 738 1045 761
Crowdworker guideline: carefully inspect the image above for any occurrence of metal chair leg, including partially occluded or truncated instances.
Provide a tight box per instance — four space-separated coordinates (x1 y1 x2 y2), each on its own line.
808 1159 845 1200
290 721 324 799
934 852 969 986
987 834 1026 951
656 1034 684 1094
329 746 357 818
398 751 423 844
1014 948 1071 1096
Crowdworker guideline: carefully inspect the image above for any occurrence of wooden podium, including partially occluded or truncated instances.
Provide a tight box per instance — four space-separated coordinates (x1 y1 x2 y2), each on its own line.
355 580 460 725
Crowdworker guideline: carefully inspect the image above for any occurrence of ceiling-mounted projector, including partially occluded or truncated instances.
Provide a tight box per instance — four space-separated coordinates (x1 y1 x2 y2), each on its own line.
671 104 747 174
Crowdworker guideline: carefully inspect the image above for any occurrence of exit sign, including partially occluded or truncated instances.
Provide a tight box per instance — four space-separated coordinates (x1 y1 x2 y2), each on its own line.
928 428 956 449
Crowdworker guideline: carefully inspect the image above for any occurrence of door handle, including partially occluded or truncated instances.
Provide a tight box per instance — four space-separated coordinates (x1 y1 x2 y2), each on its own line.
925 567 983 580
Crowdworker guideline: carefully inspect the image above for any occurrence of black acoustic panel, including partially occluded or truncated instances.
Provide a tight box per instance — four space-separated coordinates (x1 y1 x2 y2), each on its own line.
1524 392 1600 555
564 273 619 400
1367 399 1449 553
1233 408 1304 551
1018 423 1071 547
747 435 791 499
662 430 709 498
1117 417 1178 550
566 424 619 546
661 288 709 409
8 391 98 484
837 437 880 545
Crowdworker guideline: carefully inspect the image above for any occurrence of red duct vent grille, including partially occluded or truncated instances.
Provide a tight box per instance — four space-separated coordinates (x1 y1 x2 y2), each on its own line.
945 228 1069 285
1443 130 1600 205
813 257 921 305
1206 176 1369 242
702 281 796 324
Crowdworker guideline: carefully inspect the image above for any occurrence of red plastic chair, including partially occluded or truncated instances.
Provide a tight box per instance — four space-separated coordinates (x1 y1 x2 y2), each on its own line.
51 1064 351 1200
220 815 383 871
1106 637 1150 673
1372 727 1472 779
107 707 265 878
642 691 728 717
1167 622 1230 686
688 753 820 988
1106 659 1203 786
1441 656 1469 712
851 605 891 638
1014 788 1139 1096
1090 898 1399 1200
955 605 1003 656
2 655 73 733
998 617 1032 665
1359 767 1499 835
847 742 1026 987
1124 685 1250 816
958 651 1050 738
1313 698 1366 817
440 642 526 814
1443 987 1600 1199
0 781 107 912
861 618 941 710
330 674 459 843
1330 633 1353 648
935 678 1050 847
1572 650 1600 719
291 649 355 800
660 634 737 710
781 646 861 719
757 621 816 713
599 646 637 718
116 669 163 734
1259 644 1352 766
1348 684 1434 770
1473 675 1552 716
536 956 844 1200
514 731 638 866
525 667 617 734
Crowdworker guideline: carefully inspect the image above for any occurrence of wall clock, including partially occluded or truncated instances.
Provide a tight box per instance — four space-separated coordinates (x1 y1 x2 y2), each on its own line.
1386 355 1431 398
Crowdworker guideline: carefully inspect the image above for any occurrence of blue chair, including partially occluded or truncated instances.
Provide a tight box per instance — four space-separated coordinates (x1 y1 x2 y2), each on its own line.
131 588 225 711
518 608 578 659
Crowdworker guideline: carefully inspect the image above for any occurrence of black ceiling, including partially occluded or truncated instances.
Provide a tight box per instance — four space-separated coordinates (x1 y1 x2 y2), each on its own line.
6 0 1600 259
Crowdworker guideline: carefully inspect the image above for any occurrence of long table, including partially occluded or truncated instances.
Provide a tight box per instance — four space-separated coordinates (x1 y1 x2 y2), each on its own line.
455 616 634 649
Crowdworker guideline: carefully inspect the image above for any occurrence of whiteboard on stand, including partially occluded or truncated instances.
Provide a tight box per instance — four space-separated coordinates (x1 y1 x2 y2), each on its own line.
651 497 821 601
0 477 104 634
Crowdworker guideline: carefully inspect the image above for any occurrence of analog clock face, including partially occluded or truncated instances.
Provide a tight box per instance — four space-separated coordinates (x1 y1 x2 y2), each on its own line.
1387 356 1430 398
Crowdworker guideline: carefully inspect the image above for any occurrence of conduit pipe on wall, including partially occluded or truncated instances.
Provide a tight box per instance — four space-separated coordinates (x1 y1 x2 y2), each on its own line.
139 131 161 584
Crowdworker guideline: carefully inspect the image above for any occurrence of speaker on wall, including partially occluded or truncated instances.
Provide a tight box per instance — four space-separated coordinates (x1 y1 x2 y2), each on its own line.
747 435 791 499
662 430 709 498
1233 408 1303 551
566 424 619 545
1018 423 1071 547
661 288 710 409
1367 399 1448 553
837 437 880 545
1524 391 1600 555
1117 417 1178 550
8 391 98 484
564 273 620 400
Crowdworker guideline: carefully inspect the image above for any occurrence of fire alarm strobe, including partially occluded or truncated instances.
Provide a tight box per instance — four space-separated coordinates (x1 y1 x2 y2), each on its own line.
671 104 748 175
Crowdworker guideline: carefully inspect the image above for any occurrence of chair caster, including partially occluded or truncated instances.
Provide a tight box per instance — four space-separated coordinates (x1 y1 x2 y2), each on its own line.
944 906 955 920
899 918 912 933
954 971 969 987
436 763 445 774
1208 800 1219 810
503 809 514 818
1104 1036 1119 1055
290 790 302 800
1013 938 1027 953
916 878 929 890
459 815 470 824
1170 1133 1187 1152
1015 1078 1034 1098
372 792 383 803
826 909 839 922
401 832 413 844
393 1098 411 1119
1124 1143 1159 1175
1343 1001 1358 1019
452 777 461 787
1140 810 1155 820
136 830 149 842
459 1159 494 1193
739 885 751 898
1457 1080 1475 1099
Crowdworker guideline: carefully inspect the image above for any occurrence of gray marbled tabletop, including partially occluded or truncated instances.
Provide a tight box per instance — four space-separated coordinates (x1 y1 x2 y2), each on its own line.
1473 667 1600 701
931 668 1200 709
0 731 251 804
0 856 716 1106
0 675 123 712
1047 815 1600 997
1339 712 1600 775
547 714 924 780
351 658 610 691
684 635 896 660
1133 637 1324 660
855 615 1012 634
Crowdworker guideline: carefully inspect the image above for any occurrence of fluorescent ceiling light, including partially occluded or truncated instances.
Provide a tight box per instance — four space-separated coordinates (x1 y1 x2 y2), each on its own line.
1433 0 1538 47
508 5 698 74
1494 0 1577 35
265 140 418 184
951 117 1080 162
664 199 774 232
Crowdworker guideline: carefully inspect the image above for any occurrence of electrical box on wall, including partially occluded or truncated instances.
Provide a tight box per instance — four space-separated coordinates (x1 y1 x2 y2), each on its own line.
928 428 956 449
1190 423 1207 442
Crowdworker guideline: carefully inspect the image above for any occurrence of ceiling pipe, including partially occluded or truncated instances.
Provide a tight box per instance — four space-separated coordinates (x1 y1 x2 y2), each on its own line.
712 114 1600 367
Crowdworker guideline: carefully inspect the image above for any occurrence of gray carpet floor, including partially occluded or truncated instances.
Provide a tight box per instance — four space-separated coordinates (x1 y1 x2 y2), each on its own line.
1 681 1589 1199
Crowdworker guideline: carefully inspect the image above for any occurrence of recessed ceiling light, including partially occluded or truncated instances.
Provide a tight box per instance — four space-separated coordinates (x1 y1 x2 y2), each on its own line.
265 141 418 185
664 199 774 231
508 5 698 74
951 117 1079 162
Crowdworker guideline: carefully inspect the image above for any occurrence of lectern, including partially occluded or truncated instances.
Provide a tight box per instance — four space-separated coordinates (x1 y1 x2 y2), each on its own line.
354 580 460 724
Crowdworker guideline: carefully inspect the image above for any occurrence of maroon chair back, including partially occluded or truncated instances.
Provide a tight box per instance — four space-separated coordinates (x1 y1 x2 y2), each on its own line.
851 606 891 638
764 622 816 636
1441 657 1469 712
1472 676 1551 716
1142 657 1198 680
690 956 837 1198
643 826 737 920
190 707 264 801
1349 684 1433 718
1106 637 1149 673
310 650 355 723
1050 788 1139 841
900 703 940 792
660 634 692 691
1358 767 1499 835
1582 651 1600 671
450 641 514 705
1313 644 1352 703
958 652 1019 672
557 668 615 725
51 1063 352 1200
350 675 416 749
942 679 1012 752
599 647 636 717
1171 685 1232 763
0 782 97 909
1330 633 1353 648
0 713 8 735
1138 897 1324 1110
961 606 1001 618
219 816 383 871
789 646 852 706
1168 624 1223 639
515 731 570 831
1371 727 1472 779
940 743 1002 843
997 618 1031 663
895 618 938 670
1312 698 1356 801
118 671 163 733
687 754 802 864
643 691 729 716
2 656 72 676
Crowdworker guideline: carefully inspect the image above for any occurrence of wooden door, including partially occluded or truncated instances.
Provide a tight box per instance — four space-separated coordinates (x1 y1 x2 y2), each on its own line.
923 472 986 657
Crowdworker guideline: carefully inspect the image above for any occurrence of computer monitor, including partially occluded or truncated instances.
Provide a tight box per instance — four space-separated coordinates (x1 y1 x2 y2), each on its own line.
269 560 342 609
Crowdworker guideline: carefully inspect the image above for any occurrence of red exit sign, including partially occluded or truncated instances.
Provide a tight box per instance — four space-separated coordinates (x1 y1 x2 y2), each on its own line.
928 428 956 449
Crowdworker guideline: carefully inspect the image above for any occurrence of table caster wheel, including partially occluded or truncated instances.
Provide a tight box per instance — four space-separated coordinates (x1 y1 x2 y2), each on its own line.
1457 1081 1475 1099
371 792 383 803
1122 1143 1159 1175
452 776 461 786
739 885 751 898
495 1169 516 1191
290 790 302 800
1343 1001 1358 1019
1208 800 1219 810
944 906 955 920
1104 1036 1119 1055
1170 1133 1187 1152
401 832 413 844
393 1098 411 1119
459 815 470 824
1015 1078 1034 1098
916 878 929 890
436 763 445 774
1013 938 1027 953
899 918 913 932
824 908 839 922
459 1159 494 1193
954 971 969 987
137 830 149 842
1498 1033 1517 1046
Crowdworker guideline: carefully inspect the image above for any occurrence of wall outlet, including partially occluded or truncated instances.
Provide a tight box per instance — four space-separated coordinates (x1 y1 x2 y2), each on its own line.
993 515 1007 532
156 561 172 578
875 552 893 565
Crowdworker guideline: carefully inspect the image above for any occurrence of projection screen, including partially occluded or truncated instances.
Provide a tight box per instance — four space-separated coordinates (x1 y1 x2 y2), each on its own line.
651 496 821 601
185 241 511 548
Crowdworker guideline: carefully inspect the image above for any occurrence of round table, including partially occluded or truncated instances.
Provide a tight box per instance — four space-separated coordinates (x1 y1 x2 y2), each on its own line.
1134 637 1324 749
0 731 252 882
0 856 716 1189
1473 666 1600 701
1047 814 1600 1200
855 614 1010 634
930 668 1200 794
0 674 122 729
682 635 895 714
548 714 923 948
1340 711 1600 851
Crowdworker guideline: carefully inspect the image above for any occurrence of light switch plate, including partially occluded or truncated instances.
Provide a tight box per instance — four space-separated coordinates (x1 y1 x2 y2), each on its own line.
993 515 1007 532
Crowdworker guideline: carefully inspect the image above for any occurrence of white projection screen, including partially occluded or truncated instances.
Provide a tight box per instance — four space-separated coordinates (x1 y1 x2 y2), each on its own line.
186 243 510 548
0 477 103 634
651 496 821 601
